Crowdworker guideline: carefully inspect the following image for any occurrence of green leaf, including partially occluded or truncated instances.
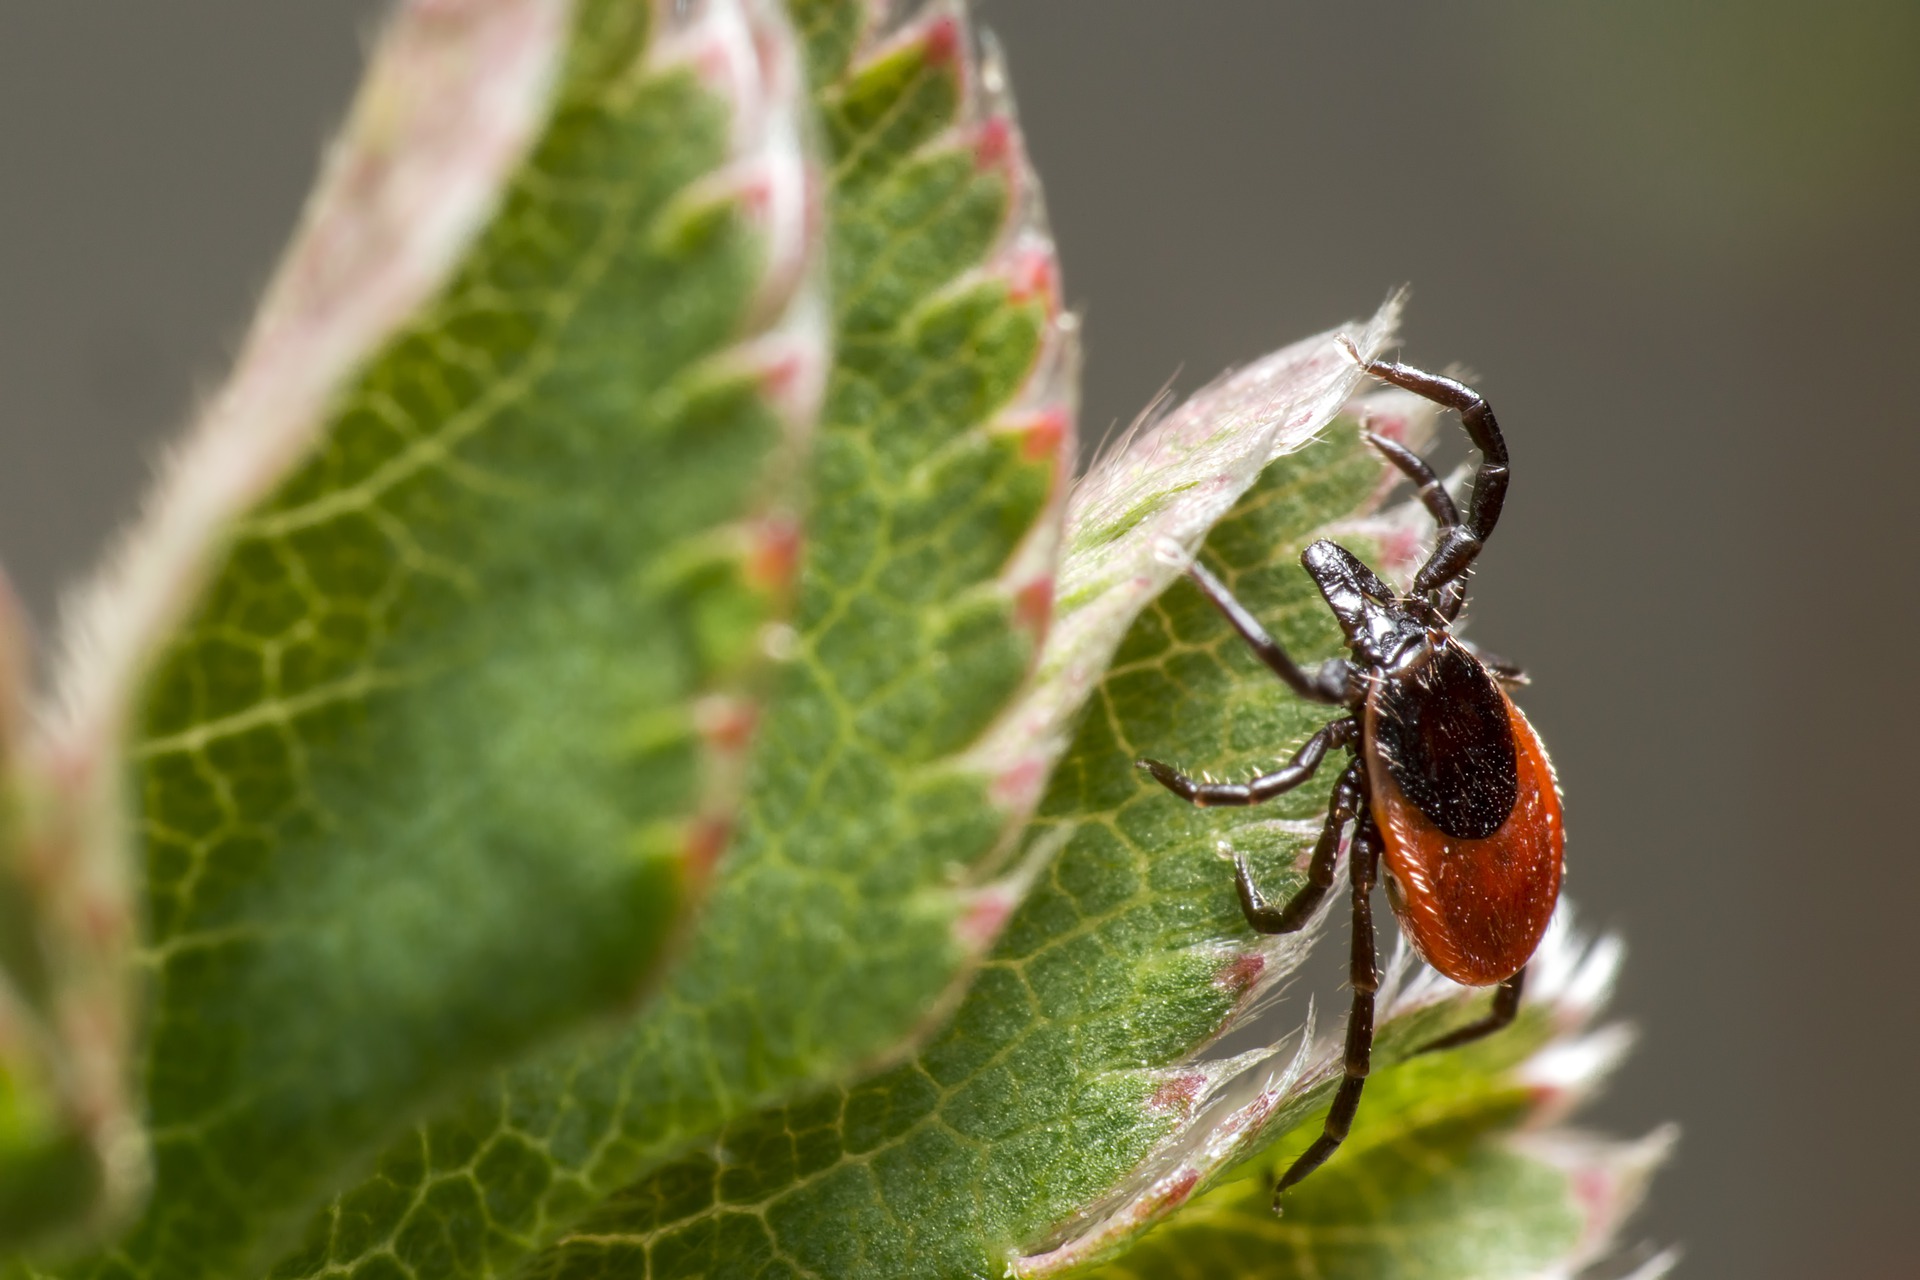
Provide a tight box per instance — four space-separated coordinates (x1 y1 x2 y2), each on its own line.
515 366 1457 1279
0 576 134 1255
30 0 827 1272
258 3 1078 1277
1075 944 1676 1280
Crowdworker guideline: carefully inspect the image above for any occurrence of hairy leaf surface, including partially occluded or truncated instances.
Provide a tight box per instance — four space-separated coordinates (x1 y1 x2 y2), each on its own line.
0 579 130 1253
1079 954 1674 1280
32 0 825 1273
261 2 1077 1277
519 392 1428 1278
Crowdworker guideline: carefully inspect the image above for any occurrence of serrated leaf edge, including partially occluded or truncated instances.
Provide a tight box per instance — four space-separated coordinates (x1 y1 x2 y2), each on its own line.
15 5 575 1238
634 0 833 883
970 300 1404 859
1010 907 1667 1277
45 0 571 763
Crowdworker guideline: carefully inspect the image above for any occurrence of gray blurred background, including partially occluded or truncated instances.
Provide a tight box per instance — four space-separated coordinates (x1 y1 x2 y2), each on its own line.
2 3 1915 1275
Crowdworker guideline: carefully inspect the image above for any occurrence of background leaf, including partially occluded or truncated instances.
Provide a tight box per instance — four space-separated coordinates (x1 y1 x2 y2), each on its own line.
261 2 1079 1277
515 378 1460 1279
31 0 828 1272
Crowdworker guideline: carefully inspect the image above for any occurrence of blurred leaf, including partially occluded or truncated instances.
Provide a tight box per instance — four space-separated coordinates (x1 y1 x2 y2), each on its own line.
0 575 130 1254
30 0 827 1272
260 2 1079 1277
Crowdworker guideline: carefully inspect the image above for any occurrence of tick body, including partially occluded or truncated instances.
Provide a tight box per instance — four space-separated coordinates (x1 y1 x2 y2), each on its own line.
1138 346 1563 1207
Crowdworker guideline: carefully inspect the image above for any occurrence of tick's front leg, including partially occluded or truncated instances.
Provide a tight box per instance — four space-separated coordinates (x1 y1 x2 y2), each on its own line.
1139 718 1354 808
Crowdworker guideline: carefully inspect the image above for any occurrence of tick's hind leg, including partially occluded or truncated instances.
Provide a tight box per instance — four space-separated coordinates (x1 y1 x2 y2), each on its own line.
1412 966 1525 1056
1272 807 1383 1208
1139 718 1354 808
1235 760 1361 934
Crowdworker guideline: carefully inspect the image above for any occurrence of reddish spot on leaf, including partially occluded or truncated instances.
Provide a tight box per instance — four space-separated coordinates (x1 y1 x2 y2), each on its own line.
1006 407 1068 463
746 513 803 590
1013 576 1055 645
682 815 733 880
1213 951 1265 995
82 892 128 948
693 695 758 754
956 888 1015 952
1152 1168 1201 1212
1572 1165 1615 1220
921 16 962 67
746 9 784 74
688 41 739 96
1366 410 1410 445
1149 1073 1208 1118
1378 525 1425 576
990 756 1048 814
1005 247 1059 312
747 340 824 430
735 171 774 221
972 116 1013 170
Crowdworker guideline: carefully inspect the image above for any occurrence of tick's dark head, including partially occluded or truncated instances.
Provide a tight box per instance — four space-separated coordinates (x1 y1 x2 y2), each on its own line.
1300 538 1434 673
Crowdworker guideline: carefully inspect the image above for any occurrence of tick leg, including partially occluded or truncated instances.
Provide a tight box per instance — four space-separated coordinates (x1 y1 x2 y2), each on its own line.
1235 760 1361 934
1412 966 1526 1056
1364 429 1459 529
1273 808 1383 1208
1350 351 1509 597
1140 719 1354 808
1364 429 1469 621
1187 561 1347 704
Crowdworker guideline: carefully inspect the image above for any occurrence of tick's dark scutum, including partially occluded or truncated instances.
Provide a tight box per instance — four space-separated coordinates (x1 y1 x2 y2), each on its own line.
1369 643 1518 840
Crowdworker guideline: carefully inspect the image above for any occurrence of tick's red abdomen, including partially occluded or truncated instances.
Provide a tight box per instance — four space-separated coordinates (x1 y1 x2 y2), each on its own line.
1364 693 1563 987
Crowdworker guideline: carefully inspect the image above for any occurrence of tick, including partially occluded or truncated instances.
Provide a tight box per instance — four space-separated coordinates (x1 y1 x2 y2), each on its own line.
1138 343 1562 1207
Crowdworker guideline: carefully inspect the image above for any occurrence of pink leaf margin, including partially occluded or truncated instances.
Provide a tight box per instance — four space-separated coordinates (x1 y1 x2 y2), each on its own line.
10 0 833 1233
15 0 573 1233
1010 907 1674 1278
967 296 1403 828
